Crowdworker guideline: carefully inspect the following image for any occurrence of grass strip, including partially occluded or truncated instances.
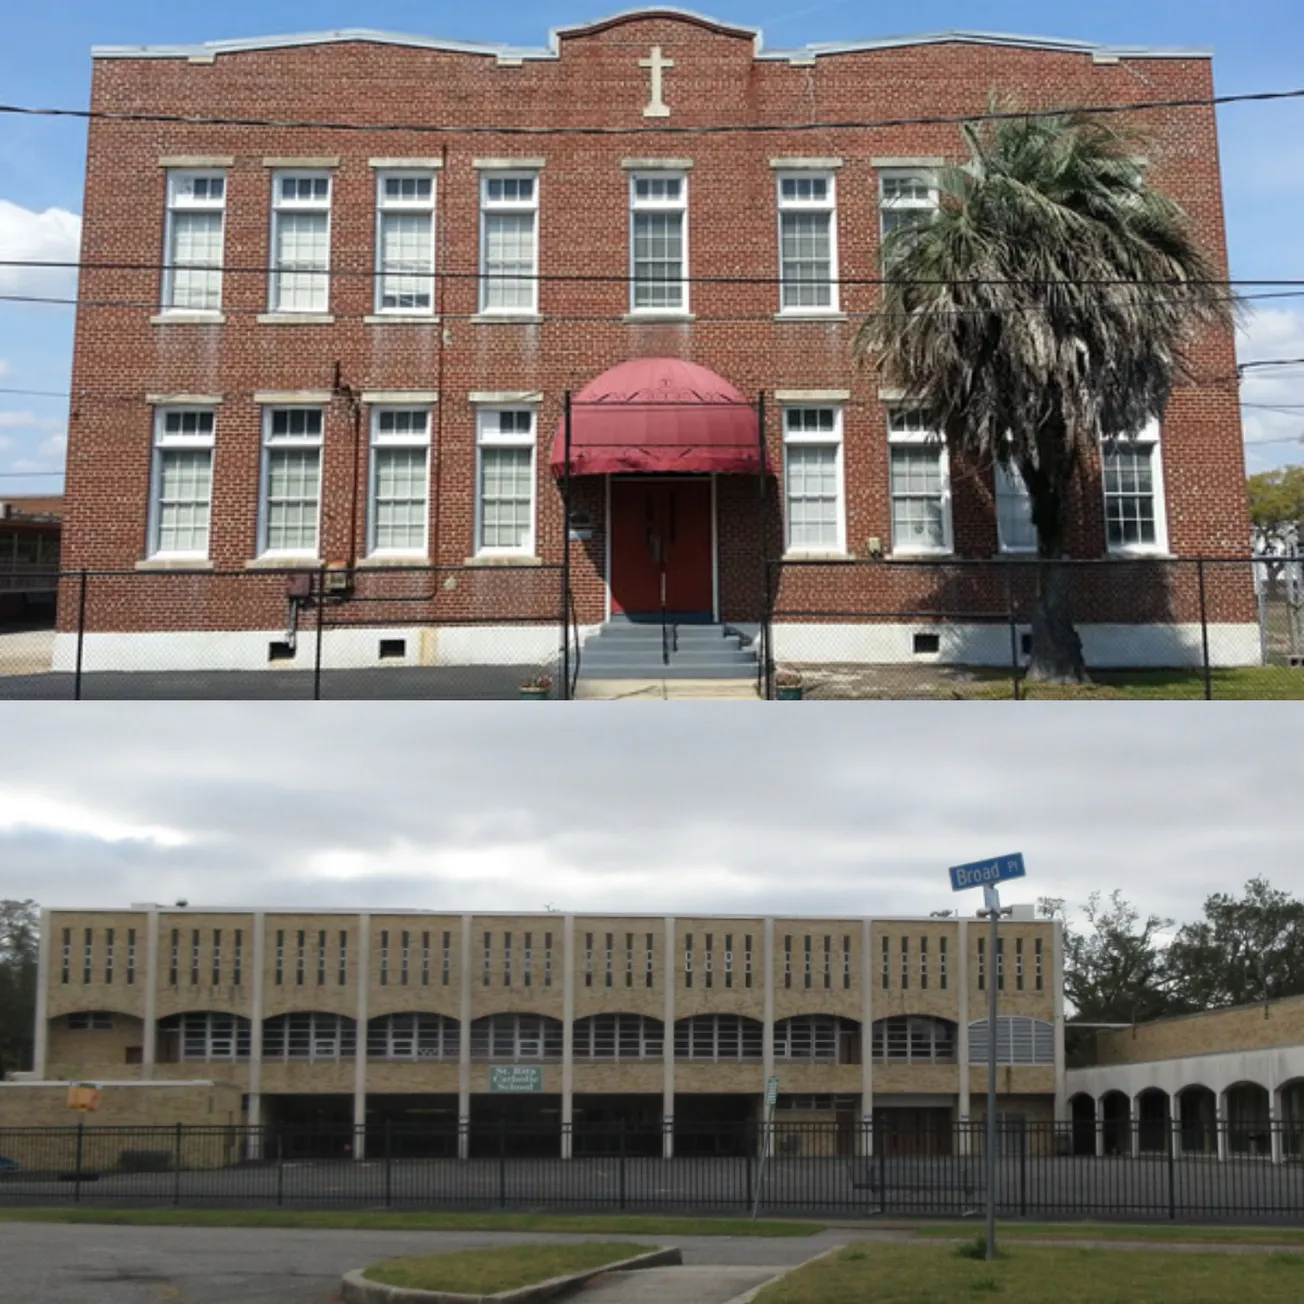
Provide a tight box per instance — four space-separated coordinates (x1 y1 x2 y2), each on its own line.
906 1220 1304 1246
754 1242 1304 1303
945 668 1304 700
364 1242 649 1294
0 1206 820 1237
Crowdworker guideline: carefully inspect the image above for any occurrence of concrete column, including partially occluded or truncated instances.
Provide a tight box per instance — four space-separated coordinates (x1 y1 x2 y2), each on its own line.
957 919 971 1153
860 916 873 1156
1216 1091 1228 1162
1129 1094 1141 1159
142 907 159 1079
1271 1090 1283 1166
1094 1100 1105 1158
561 914 575 1159
662 915 675 1159
1052 919 1067 1124
33 908 51 1078
458 913 472 1159
352 913 370 1159
246 911 266 1159
762 917 775 1092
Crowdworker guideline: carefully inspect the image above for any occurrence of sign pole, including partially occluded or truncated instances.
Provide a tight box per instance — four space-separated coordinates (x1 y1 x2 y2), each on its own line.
984 884 1000 1263
751 1075 779 1221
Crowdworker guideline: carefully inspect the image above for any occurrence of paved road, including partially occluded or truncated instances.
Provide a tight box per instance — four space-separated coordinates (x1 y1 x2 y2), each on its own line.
0 1223 847 1304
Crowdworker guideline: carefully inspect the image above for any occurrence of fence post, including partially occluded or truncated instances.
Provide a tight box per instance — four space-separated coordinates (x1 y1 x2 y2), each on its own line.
380 1116 391 1204
276 1132 284 1207
878 1121 887 1216
73 1117 84 1203
74 569 88 700
313 565 327 700
1197 558 1213 700
498 1117 508 1209
619 1118 627 1212
1005 565 1021 701
173 1121 183 1206
1018 1122 1027 1217
1168 1117 1177 1220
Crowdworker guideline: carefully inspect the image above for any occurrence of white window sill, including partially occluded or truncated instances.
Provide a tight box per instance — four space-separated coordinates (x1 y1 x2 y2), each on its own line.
774 311 847 322
623 311 695 323
997 548 1039 558
364 314 440 325
135 557 214 571
256 313 335 325
463 554 543 567
470 312 542 324
356 554 431 568
150 312 226 325
1106 548 1175 560
784 550 853 561
245 556 324 569
890 549 955 560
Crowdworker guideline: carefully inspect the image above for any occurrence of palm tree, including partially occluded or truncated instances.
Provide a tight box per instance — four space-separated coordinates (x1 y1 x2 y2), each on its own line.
857 112 1236 682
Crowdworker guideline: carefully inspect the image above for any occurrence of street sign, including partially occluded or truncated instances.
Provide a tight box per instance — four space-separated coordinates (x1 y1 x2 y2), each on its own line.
489 1066 542 1093
948 852 1026 893
765 1076 779 1108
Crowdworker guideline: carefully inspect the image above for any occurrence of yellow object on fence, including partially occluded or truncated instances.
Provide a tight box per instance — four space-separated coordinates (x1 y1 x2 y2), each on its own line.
66 1082 101 1112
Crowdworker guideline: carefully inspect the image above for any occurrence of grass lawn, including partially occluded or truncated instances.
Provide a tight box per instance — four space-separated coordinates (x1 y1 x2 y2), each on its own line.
907 1222 1304 1246
363 1242 650 1294
755 1243 1304 1304
945 667 1304 700
0 1207 819 1237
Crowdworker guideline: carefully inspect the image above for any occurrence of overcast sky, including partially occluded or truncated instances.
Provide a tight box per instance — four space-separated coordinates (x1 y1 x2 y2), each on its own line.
0 704 1295 930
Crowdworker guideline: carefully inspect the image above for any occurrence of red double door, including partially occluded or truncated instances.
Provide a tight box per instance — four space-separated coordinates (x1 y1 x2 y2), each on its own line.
609 479 714 617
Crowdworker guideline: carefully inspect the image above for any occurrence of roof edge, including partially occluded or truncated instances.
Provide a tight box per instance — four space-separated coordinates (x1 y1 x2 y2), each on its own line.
91 14 1212 62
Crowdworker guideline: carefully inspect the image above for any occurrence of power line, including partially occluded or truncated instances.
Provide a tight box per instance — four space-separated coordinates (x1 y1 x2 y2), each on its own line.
5 256 1304 292
0 387 70 398
2 83 1302 137
0 471 63 478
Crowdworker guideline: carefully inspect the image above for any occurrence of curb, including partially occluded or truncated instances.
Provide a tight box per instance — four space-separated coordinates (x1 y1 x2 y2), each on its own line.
717 1244 845 1304
341 1246 682 1304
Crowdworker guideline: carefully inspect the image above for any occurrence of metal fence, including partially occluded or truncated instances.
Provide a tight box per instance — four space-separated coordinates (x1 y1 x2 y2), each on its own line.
3 1120 1304 1220
0 556 1299 700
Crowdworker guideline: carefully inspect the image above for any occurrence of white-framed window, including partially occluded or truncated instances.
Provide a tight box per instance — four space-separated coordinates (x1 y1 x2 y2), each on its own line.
68 1011 114 1031
366 1013 459 1059
872 1015 957 1063
163 170 225 312
1102 421 1168 554
262 1012 357 1060
375 170 436 314
259 407 323 557
572 1014 665 1060
469 1013 563 1060
673 1014 763 1061
270 171 331 312
368 407 430 556
160 1011 252 1060
777 172 837 312
773 1015 843 1062
888 409 952 554
149 408 215 559
630 171 688 312
479 172 539 313
879 168 937 263
995 459 1038 553
475 408 536 555
783 406 844 554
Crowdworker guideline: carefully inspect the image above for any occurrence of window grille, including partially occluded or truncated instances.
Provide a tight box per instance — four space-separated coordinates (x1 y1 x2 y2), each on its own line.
673 1014 764 1061
572 1014 665 1060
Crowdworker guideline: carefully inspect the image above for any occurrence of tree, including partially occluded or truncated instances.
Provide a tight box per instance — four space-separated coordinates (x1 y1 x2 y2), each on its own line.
857 110 1235 681
1164 877 1304 1010
1248 466 1304 556
0 900 38 1078
1048 891 1178 1023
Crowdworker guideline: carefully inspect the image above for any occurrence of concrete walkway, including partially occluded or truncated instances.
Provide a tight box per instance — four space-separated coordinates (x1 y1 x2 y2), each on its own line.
577 1264 780 1304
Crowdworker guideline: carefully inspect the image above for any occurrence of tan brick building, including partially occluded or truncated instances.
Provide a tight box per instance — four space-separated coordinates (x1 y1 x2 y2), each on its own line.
33 904 1064 1157
56 9 1255 676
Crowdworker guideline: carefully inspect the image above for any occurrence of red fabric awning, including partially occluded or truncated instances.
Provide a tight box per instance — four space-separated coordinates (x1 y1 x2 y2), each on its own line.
551 358 761 476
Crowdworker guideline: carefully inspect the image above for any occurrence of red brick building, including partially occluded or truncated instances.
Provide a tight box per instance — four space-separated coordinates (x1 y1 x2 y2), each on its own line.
58 8 1255 675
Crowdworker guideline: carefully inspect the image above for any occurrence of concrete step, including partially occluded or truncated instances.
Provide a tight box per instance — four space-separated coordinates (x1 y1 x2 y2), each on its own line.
581 646 756 668
585 626 749 648
579 661 760 680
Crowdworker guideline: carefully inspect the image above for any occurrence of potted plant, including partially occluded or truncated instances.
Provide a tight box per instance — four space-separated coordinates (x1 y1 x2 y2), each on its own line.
774 668 804 700
519 672 553 701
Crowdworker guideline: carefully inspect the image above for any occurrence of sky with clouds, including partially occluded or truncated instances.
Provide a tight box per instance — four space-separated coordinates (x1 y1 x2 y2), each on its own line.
1 0 1302 494
0 703 1298 932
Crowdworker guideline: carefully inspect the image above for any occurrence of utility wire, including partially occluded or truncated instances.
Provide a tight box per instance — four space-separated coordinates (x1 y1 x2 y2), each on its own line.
4 256 1304 291
2 84 1302 136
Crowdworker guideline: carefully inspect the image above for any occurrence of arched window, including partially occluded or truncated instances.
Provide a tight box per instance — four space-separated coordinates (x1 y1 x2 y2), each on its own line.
469 1014 563 1061
774 1015 857 1062
366 1013 459 1060
158 1012 251 1060
673 1015 763 1061
967 1016 1054 1065
572 1014 664 1060
872 1016 956 1063
262 1012 356 1060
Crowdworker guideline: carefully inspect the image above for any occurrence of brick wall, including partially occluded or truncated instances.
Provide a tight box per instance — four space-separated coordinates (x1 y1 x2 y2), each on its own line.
1092 994 1304 1066
61 14 1250 635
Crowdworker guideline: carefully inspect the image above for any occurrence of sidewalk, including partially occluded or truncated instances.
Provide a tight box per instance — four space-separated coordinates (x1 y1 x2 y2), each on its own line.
576 1264 780 1304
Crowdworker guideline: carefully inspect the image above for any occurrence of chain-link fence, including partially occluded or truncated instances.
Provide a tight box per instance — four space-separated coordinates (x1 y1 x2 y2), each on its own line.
3 1119 1304 1219
0 557 1299 699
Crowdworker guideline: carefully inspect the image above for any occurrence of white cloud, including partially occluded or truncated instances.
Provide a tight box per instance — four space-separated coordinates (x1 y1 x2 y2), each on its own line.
0 359 13 379
1236 306 1304 470
0 789 192 850
0 199 82 299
